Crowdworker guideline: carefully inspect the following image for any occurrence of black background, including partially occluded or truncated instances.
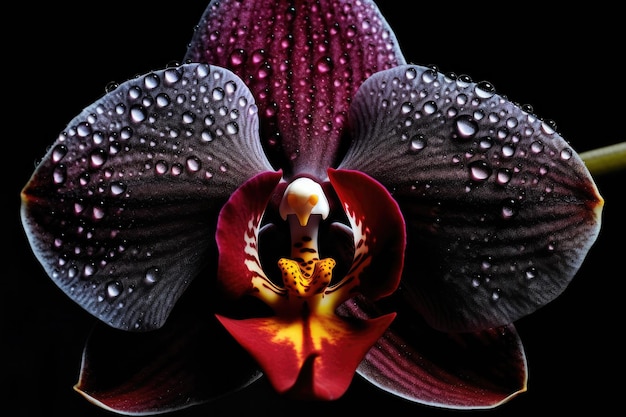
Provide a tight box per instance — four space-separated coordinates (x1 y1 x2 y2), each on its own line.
9 2 623 416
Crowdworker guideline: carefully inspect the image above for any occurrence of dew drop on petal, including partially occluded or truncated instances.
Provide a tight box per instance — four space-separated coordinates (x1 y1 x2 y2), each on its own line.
182 111 196 124
110 181 126 196
52 145 68 163
530 140 544 153
156 93 171 108
212 87 225 101
106 280 123 299
201 129 214 142
144 267 160 285
53 165 66 184
423 100 437 114
89 149 107 168
144 73 161 89
500 198 519 219
421 69 437 83
475 81 496 98
226 121 239 134
454 115 478 140
468 160 492 182
560 148 573 160
496 168 512 185
229 49 247 66
315 56 333 73
130 105 147 123
409 134 426 153
164 67 182 84
525 267 538 280
186 156 201 172
155 160 168 175
405 67 417 80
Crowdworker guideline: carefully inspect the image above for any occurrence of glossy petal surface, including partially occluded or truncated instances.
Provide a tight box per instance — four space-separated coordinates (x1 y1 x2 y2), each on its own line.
340 65 603 331
340 295 527 409
75 289 262 415
21 63 273 330
185 0 405 177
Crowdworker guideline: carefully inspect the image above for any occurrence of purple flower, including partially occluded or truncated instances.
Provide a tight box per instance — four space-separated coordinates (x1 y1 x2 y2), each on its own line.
21 0 603 414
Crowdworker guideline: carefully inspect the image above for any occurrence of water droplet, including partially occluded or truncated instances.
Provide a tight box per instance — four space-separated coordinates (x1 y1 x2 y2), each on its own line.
164 67 182 84
454 115 478 140
491 289 501 301
409 135 426 153
225 80 237 95
501 143 515 158
524 267 538 280
478 136 494 150
226 121 239 134
201 129 214 142
315 56 333 73
156 93 171 108
421 69 437 83
144 267 160 285
171 163 183 176
110 181 126 196
496 168 512 185
560 148 573 160
422 101 437 114
76 122 92 137
229 49 247 66
468 160 492 182
144 73 161 89
405 67 417 80
106 280 123 298
92 205 105 220
105 81 119 93
506 117 518 129
541 119 557 134
83 263 97 278
400 102 413 115
130 105 147 123
89 149 107 168
456 74 472 88
212 87 225 101
186 156 201 172
500 198 519 219
475 81 496 98
182 111 196 124
530 140 544 153
52 145 68 163
155 160 168 175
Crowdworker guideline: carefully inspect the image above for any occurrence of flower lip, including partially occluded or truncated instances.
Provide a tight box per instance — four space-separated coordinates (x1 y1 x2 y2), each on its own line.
279 177 330 226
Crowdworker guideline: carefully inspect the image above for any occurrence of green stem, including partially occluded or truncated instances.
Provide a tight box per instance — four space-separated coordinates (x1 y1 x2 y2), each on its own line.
579 142 626 176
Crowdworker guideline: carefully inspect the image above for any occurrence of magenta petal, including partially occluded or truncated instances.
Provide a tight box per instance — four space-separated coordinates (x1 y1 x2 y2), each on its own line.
340 295 527 409
327 169 405 300
74 294 262 415
216 170 283 299
185 0 405 177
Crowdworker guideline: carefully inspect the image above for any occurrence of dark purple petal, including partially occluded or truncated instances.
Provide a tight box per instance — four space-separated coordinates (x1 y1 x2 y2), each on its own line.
340 65 603 331
185 0 405 178
21 63 273 331
75 288 262 415
339 295 527 409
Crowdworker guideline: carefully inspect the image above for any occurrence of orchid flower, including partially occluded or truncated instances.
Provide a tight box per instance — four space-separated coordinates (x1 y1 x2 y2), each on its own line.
20 0 608 415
